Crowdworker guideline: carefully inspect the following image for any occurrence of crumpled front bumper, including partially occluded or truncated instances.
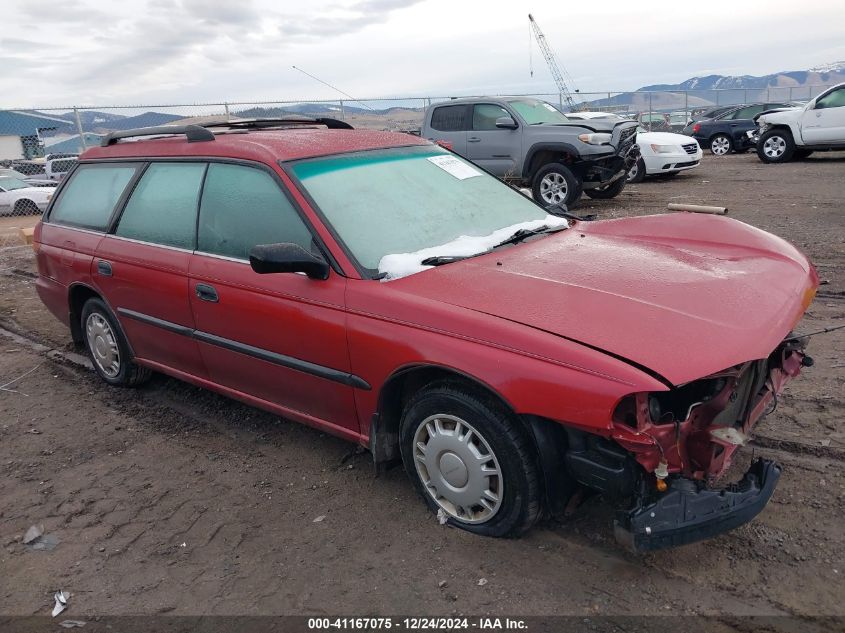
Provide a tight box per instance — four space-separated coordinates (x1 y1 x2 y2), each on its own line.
583 144 641 188
614 458 782 552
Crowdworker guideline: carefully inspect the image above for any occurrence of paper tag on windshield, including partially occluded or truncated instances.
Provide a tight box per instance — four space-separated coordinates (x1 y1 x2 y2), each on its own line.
427 155 481 180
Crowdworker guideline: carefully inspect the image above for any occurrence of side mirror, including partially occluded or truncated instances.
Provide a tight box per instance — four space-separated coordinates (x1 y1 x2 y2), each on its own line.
249 243 330 280
495 116 518 129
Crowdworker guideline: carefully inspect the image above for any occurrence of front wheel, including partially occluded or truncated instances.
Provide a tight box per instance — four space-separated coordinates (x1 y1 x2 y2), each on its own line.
626 157 646 183
81 298 152 387
709 133 733 155
757 129 795 163
400 382 541 537
531 163 582 207
584 177 626 199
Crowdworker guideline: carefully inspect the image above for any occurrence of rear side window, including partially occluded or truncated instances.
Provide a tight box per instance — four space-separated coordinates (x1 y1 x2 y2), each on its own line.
197 163 313 260
50 164 138 231
115 163 205 249
430 105 469 132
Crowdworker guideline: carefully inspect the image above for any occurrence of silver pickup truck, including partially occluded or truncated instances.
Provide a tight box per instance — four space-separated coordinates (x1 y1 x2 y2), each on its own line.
421 96 639 206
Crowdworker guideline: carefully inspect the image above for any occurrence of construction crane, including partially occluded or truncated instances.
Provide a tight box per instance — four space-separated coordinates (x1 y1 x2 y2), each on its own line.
528 13 579 111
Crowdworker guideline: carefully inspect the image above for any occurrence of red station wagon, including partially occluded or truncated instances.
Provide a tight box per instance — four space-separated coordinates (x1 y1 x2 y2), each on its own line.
34 118 819 550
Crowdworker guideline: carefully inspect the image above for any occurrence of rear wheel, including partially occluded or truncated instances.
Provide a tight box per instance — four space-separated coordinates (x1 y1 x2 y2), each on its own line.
709 134 732 155
584 177 626 199
13 199 40 215
626 157 646 183
81 298 151 387
757 129 795 163
531 163 582 207
400 382 541 537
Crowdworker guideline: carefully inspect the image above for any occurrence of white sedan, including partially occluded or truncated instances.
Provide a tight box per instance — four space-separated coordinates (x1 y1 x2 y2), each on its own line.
0 175 55 216
627 129 702 183
565 112 703 183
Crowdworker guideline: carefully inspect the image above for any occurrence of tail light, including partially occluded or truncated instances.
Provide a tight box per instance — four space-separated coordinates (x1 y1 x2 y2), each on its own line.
692 123 701 134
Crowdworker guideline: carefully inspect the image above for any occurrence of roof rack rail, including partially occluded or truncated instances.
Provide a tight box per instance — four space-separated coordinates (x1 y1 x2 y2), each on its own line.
204 117 354 130
100 124 215 147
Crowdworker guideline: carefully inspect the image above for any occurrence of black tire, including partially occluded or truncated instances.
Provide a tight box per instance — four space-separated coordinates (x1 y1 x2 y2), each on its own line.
399 381 541 538
584 176 626 200
626 157 646 183
794 149 814 159
13 199 40 216
81 298 152 387
709 133 733 156
757 128 795 163
531 163 582 208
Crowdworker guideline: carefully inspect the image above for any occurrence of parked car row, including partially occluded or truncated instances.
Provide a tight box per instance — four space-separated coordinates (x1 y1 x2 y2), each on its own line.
0 155 78 183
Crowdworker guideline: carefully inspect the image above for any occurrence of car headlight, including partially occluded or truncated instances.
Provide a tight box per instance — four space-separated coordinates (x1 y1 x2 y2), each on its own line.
578 133 612 145
649 144 677 154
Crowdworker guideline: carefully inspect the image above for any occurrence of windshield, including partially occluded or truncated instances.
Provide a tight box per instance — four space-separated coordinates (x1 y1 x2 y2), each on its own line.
290 145 563 279
506 99 570 125
0 176 29 191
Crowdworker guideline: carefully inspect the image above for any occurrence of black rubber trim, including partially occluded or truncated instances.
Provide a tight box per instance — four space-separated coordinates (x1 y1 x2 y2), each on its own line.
116 307 370 390
118 308 194 336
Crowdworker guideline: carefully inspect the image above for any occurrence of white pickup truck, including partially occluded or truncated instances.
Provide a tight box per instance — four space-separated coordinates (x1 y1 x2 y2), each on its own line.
755 82 845 162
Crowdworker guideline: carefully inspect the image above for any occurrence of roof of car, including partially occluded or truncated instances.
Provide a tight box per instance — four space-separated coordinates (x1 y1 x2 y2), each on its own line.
80 128 430 163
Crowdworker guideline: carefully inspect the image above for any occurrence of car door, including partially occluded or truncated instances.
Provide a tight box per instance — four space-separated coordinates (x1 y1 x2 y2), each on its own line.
466 103 520 177
94 162 208 379
723 105 765 144
188 162 358 436
801 87 845 144
425 104 469 156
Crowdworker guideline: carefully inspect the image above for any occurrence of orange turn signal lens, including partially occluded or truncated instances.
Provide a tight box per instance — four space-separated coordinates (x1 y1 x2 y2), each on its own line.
656 479 668 492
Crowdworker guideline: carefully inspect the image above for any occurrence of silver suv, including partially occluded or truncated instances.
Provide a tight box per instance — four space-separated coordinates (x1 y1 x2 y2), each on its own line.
421 97 639 206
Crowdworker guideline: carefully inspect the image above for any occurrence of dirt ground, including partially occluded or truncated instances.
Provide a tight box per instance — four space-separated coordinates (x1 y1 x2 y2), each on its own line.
0 151 843 626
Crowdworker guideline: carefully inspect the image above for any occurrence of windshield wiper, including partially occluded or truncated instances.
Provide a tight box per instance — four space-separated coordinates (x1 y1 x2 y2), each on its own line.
420 225 567 267
420 254 474 267
491 224 567 250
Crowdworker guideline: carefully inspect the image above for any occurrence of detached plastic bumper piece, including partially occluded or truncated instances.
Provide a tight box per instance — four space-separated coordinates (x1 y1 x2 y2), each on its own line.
614 458 782 552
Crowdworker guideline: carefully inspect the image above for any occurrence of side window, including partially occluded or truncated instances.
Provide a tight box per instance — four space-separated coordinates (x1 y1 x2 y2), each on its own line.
816 88 845 109
115 163 205 249
197 163 313 260
49 164 138 231
430 105 469 132
472 104 512 131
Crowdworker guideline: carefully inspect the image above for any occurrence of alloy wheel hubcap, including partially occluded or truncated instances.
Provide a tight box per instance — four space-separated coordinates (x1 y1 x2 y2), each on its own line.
711 137 730 155
763 136 786 158
86 313 120 378
413 414 503 524
626 163 638 181
539 172 568 204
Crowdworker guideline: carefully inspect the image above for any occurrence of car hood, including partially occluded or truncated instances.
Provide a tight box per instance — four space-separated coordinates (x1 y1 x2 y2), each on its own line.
14 186 55 199
391 213 816 386
637 131 697 146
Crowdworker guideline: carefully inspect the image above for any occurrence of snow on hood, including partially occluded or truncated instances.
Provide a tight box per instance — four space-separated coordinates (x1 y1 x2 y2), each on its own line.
378 215 569 280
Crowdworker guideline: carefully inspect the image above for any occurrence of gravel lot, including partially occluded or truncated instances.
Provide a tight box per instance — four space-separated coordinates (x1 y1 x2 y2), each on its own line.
0 151 843 625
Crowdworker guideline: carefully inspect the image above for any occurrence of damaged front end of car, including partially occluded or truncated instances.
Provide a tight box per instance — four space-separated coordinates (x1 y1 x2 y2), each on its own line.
564 333 814 552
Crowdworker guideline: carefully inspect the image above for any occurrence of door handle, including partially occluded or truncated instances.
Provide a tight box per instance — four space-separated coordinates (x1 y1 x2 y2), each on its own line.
96 260 112 276
467 137 481 142
195 283 219 303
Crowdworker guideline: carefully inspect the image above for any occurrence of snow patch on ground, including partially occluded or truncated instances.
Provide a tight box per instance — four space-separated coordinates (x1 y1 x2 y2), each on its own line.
378 215 569 280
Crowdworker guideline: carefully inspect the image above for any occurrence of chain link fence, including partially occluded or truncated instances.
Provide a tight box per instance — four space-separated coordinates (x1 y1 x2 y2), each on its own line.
0 83 837 247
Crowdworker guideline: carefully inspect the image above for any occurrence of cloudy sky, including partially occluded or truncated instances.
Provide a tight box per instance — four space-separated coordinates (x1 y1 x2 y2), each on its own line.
2 0 844 108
